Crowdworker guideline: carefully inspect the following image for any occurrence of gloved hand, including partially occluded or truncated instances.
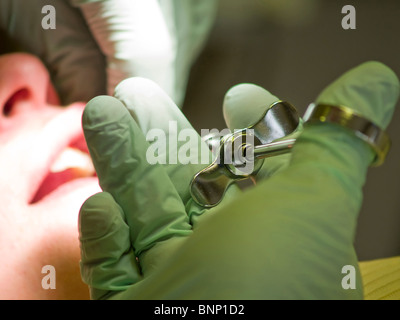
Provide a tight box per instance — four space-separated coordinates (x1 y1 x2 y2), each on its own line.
79 61 399 300
0 0 217 107
72 0 218 107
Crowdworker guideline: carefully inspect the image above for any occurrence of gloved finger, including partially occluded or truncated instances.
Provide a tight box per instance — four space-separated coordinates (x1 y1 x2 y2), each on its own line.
113 77 241 225
82 96 192 263
223 83 280 131
72 0 218 107
123 61 399 299
79 192 141 299
75 0 176 103
222 83 302 181
315 61 398 129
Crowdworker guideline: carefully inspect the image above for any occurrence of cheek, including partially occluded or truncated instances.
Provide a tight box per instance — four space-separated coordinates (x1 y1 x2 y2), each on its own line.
0 222 89 300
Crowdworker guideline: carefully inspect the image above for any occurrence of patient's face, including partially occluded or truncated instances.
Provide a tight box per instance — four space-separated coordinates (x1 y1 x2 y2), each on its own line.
0 53 100 300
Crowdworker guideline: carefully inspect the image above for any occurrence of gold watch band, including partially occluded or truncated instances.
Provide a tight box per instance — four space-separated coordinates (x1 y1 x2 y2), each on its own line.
303 103 391 166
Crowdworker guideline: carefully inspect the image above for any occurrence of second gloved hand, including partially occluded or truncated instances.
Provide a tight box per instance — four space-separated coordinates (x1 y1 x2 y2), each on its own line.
71 0 218 107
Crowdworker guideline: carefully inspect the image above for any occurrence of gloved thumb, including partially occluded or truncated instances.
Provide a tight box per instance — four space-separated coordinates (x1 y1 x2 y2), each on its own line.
315 61 399 129
79 192 141 300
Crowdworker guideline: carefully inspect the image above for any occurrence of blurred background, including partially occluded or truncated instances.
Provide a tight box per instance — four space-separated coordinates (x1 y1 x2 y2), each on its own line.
182 0 400 261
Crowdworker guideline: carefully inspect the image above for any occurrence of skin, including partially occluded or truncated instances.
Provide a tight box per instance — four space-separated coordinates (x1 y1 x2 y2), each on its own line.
0 53 100 300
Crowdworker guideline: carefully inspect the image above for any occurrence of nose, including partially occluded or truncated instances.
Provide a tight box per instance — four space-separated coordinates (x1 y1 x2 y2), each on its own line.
0 53 60 122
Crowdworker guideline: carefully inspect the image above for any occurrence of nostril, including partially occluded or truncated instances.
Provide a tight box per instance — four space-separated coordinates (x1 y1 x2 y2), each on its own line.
0 53 56 118
3 88 30 117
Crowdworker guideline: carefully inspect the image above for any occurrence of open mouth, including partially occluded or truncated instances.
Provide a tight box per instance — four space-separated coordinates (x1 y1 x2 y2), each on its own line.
31 134 96 204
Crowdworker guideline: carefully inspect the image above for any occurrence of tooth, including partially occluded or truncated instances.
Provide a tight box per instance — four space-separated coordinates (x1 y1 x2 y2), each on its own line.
51 147 95 174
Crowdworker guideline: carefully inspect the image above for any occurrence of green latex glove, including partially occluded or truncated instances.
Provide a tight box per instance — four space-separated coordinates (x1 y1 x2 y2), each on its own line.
70 0 218 106
79 61 399 299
